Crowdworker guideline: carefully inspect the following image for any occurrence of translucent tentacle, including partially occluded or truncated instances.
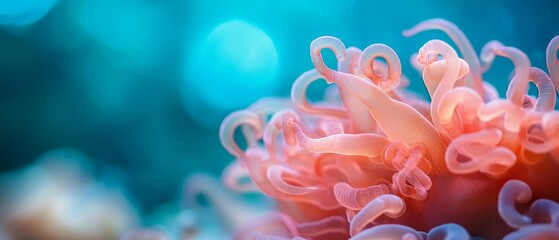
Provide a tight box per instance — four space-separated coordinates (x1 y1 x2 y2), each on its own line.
310 36 447 173
244 98 293 146
349 194 406 236
290 120 390 157
426 223 470 240
478 99 525 132
267 165 319 195
528 199 559 226
437 87 483 138
220 110 263 164
498 180 533 229
392 146 432 200
295 216 349 238
333 182 390 210
418 40 464 136
527 67 556 112
263 110 300 159
336 47 379 133
445 128 516 176
403 18 483 94
291 69 347 118
360 43 402 92
310 36 347 83
546 36 559 94
480 40 531 107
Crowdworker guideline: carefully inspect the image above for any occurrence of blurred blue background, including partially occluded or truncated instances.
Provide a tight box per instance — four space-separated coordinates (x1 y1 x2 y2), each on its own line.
1 0 558 218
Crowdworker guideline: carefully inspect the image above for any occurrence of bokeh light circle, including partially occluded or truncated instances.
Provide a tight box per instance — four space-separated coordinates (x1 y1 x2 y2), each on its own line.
184 20 279 128
0 0 58 26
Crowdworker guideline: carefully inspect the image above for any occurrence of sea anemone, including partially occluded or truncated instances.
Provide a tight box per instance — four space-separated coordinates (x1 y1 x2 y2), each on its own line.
219 18 559 239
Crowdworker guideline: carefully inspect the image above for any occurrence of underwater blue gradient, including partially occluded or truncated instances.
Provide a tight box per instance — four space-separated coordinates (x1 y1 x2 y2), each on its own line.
0 1 558 238
0 0 57 26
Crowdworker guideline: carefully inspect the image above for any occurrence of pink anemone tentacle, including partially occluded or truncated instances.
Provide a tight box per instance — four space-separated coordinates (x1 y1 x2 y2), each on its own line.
359 43 402 92
349 194 406 236
291 69 347 118
498 179 533 229
333 182 390 210
310 36 448 173
403 18 484 96
480 40 531 107
546 36 559 94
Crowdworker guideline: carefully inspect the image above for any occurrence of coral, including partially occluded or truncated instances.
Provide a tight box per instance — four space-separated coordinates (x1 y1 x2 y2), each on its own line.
220 18 559 239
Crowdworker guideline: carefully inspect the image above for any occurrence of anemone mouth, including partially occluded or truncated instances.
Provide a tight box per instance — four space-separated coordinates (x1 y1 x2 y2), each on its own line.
219 18 559 239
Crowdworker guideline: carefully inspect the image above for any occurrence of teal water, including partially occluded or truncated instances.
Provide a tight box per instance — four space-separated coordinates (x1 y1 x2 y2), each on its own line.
0 0 557 217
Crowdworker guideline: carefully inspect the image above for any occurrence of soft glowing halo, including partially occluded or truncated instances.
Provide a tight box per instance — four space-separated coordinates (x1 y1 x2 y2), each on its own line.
184 20 279 129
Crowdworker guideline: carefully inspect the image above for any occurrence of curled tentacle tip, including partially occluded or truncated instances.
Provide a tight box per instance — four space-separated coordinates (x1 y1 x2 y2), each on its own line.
480 40 505 63
311 36 347 61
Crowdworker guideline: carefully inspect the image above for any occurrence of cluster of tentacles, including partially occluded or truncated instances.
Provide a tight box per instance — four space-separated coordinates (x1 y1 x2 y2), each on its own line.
219 19 559 239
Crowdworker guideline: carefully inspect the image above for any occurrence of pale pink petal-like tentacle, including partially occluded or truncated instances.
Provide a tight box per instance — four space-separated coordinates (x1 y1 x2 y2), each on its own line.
546 36 559 94
266 165 319 195
503 224 559 240
333 182 390 210
526 67 556 112
480 40 531 107
498 180 533 229
318 43 376 133
426 223 470 240
295 216 349 238
289 120 390 158
350 224 423 240
418 40 465 136
291 69 347 118
359 43 402 92
403 18 483 94
336 47 379 133
310 36 447 173
436 87 483 138
349 194 406 236
310 36 347 83
421 58 470 101
220 110 264 164
478 99 525 132
445 128 517 176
